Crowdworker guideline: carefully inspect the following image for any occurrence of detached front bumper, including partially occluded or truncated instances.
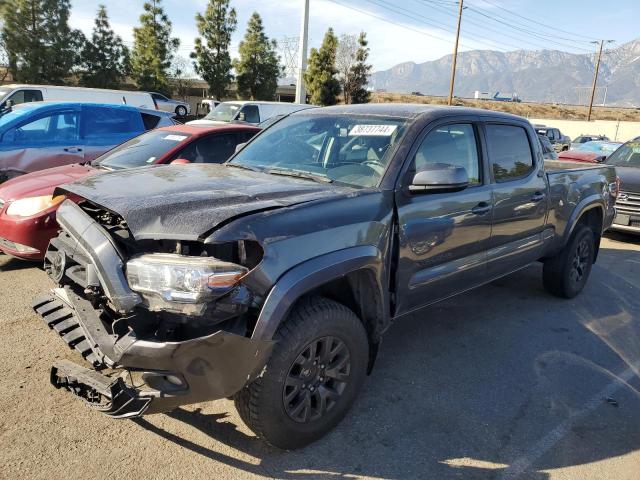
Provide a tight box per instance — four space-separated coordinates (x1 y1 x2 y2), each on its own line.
34 288 275 417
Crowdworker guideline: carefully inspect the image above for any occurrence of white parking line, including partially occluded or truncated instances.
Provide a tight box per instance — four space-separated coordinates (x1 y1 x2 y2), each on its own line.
499 365 638 480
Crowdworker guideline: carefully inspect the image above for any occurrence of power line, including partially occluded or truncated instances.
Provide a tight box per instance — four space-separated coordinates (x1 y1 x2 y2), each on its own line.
474 0 597 41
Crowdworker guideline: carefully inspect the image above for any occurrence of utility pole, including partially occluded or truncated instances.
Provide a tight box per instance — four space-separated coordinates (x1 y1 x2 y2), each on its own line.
295 0 310 104
587 39 614 121
447 0 464 106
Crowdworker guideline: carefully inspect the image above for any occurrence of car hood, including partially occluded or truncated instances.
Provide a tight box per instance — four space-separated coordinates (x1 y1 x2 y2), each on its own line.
59 163 357 241
0 163 97 202
615 166 640 194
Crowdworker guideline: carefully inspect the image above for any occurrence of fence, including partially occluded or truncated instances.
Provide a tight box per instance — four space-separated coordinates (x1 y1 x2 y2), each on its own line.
530 118 640 142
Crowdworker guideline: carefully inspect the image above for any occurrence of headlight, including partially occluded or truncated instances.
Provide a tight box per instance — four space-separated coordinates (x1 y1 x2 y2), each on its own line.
6 195 66 217
126 253 248 305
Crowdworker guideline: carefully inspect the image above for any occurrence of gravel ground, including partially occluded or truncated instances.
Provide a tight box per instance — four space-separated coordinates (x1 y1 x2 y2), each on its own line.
0 232 639 480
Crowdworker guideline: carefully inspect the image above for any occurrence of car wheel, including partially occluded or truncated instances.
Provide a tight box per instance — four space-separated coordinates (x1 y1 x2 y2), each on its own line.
543 224 595 298
175 105 188 117
234 296 369 449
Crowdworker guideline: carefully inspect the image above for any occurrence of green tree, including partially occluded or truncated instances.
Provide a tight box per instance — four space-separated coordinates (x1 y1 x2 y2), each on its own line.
304 28 340 106
79 5 129 89
0 0 84 84
233 12 281 100
346 32 371 104
130 0 179 94
191 0 236 101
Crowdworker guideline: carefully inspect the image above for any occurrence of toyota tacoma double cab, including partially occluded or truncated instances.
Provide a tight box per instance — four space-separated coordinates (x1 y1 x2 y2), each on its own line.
33 105 618 449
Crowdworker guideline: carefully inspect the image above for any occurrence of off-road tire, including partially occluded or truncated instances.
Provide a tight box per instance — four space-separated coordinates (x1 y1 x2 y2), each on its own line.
543 224 595 298
175 105 188 117
234 296 369 449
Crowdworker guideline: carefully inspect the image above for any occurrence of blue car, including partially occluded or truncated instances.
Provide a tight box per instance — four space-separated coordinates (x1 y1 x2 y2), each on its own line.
575 140 623 158
0 102 176 182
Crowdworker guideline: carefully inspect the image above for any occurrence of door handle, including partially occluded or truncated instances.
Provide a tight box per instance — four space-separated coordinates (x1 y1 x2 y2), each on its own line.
471 202 491 215
63 147 83 153
531 192 546 202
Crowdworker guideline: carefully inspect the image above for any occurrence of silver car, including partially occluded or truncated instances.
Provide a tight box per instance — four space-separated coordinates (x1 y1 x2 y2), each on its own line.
151 92 191 118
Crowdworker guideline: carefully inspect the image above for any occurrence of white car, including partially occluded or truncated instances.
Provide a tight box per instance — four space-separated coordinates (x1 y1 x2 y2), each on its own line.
187 101 314 127
150 92 191 118
0 84 156 110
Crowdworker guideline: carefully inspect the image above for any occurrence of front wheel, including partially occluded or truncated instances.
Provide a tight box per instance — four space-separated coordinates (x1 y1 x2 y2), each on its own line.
234 296 369 449
543 225 595 298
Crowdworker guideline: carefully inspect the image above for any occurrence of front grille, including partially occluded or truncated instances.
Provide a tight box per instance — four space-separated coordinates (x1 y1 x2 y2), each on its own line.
615 191 640 216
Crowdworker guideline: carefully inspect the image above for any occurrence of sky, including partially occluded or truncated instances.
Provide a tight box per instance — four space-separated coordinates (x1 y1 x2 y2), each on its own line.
68 0 640 75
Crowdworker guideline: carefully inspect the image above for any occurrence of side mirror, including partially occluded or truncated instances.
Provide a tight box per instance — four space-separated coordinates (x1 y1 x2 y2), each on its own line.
5 99 13 108
409 164 469 193
170 158 191 165
235 142 247 154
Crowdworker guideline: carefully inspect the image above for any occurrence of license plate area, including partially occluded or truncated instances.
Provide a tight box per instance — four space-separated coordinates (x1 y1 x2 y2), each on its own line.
614 214 630 226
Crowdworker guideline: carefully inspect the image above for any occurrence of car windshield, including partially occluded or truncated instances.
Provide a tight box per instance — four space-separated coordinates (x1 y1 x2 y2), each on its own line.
0 103 34 127
605 141 640 167
204 103 241 122
229 114 408 188
95 130 192 170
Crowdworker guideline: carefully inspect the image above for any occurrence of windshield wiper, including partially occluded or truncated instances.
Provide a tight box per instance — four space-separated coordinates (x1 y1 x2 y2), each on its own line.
226 163 262 172
264 167 333 183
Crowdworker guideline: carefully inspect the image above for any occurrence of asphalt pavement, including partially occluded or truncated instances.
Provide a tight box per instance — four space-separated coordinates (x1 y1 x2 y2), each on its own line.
1 232 639 480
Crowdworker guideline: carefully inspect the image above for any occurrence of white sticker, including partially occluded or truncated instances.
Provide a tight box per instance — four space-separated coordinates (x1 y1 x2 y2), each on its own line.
146 156 156 163
163 134 188 141
632 146 640 154
349 124 397 136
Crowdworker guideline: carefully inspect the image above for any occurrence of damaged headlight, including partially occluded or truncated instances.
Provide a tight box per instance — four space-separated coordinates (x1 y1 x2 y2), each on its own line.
126 253 248 305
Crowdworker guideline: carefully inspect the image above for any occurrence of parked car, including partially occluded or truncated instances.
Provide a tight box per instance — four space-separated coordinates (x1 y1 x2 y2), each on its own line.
574 140 622 157
150 92 191 118
0 84 155 110
188 100 314 126
534 125 571 152
538 134 558 160
0 124 260 260
558 150 607 164
34 104 618 449
0 102 176 182
570 134 609 150
605 140 640 234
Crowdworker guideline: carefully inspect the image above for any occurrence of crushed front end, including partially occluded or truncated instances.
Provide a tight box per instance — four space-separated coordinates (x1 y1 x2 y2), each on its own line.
34 200 274 418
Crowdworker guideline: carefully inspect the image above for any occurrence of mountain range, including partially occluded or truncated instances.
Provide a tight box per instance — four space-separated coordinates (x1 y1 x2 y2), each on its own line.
369 38 640 107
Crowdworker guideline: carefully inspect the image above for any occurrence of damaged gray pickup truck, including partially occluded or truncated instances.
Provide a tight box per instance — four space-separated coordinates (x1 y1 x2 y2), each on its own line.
33 105 618 449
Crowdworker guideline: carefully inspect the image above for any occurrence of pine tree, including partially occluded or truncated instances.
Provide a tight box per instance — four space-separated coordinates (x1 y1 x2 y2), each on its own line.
346 32 371 104
0 0 84 84
233 13 282 101
130 0 180 94
304 28 340 106
191 0 236 101
79 5 129 89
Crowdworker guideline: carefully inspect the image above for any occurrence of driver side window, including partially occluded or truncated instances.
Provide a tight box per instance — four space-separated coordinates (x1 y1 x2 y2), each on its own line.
413 124 481 185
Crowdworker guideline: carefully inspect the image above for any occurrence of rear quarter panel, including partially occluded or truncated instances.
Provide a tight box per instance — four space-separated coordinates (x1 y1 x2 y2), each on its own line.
544 160 617 251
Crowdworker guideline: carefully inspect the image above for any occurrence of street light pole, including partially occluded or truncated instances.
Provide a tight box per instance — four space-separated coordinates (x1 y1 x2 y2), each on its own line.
295 0 310 104
447 0 464 106
587 39 614 121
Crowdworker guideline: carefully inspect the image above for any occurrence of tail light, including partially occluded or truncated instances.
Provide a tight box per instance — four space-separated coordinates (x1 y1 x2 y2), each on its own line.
610 176 621 198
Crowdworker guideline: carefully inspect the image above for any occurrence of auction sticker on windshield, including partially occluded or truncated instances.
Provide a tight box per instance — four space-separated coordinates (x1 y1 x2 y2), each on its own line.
163 135 188 142
349 125 397 136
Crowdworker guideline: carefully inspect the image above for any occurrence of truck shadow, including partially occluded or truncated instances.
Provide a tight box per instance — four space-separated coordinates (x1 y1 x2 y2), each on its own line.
137 233 640 479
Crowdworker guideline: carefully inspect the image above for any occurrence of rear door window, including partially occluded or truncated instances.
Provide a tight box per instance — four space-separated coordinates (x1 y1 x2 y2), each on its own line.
486 124 535 182
81 106 145 144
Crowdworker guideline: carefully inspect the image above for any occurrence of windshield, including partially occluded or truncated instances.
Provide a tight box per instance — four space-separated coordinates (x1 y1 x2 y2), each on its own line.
605 141 640 167
95 130 192 170
230 114 408 188
204 102 241 122
0 104 33 127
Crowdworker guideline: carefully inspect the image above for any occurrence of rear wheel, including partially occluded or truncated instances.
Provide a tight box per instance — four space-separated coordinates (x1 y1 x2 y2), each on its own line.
175 105 188 117
543 224 595 298
234 296 368 449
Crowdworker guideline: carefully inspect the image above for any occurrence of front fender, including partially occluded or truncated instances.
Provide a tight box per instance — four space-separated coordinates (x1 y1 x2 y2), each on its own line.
251 245 386 341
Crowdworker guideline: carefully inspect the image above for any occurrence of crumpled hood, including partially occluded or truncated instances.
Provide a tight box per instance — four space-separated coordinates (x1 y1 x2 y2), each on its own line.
0 163 97 202
60 163 356 240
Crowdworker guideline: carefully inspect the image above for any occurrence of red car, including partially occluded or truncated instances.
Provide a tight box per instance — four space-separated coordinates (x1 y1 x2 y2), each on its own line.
0 124 260 260
557 150 606 164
